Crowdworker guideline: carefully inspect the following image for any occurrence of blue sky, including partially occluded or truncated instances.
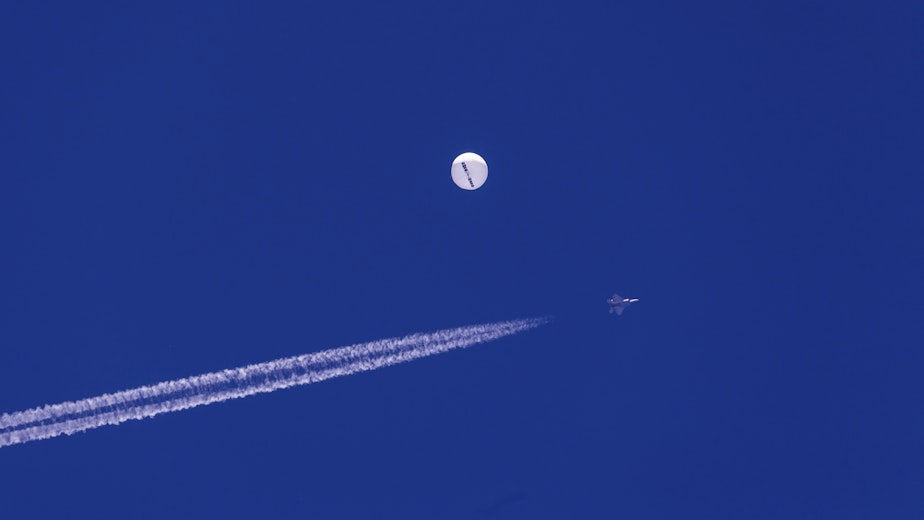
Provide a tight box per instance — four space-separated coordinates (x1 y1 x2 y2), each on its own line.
2 1 922 518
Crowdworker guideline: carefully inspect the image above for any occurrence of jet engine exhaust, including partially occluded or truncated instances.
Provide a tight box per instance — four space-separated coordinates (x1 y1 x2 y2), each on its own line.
0 317 548 449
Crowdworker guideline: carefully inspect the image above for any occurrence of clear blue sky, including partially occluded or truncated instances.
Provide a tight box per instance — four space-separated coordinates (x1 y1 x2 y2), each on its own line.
2 1 922 518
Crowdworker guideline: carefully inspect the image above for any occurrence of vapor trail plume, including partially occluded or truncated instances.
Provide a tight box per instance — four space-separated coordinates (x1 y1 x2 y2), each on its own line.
0 318 547 449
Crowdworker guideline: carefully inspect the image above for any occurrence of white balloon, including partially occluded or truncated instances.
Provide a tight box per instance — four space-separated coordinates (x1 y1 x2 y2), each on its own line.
451 152 488 190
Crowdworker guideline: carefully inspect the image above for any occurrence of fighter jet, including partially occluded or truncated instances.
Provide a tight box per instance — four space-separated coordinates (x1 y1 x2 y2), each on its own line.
607 294 639 315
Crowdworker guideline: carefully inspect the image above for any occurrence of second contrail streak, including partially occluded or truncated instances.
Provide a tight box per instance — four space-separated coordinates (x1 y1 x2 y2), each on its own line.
0 317 547 449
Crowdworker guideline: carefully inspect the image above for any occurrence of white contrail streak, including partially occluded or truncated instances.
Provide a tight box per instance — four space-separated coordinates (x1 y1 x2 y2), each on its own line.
0 318 547 449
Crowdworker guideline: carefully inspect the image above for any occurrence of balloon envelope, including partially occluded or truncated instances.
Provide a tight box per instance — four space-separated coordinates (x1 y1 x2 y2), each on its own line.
451 152 488 190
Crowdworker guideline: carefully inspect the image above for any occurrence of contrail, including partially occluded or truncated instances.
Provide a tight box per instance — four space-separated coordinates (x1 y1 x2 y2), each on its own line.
0 317 547 449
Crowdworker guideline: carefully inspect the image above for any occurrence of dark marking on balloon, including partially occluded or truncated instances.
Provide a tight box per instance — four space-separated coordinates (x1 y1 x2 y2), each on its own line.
461 162 474 187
